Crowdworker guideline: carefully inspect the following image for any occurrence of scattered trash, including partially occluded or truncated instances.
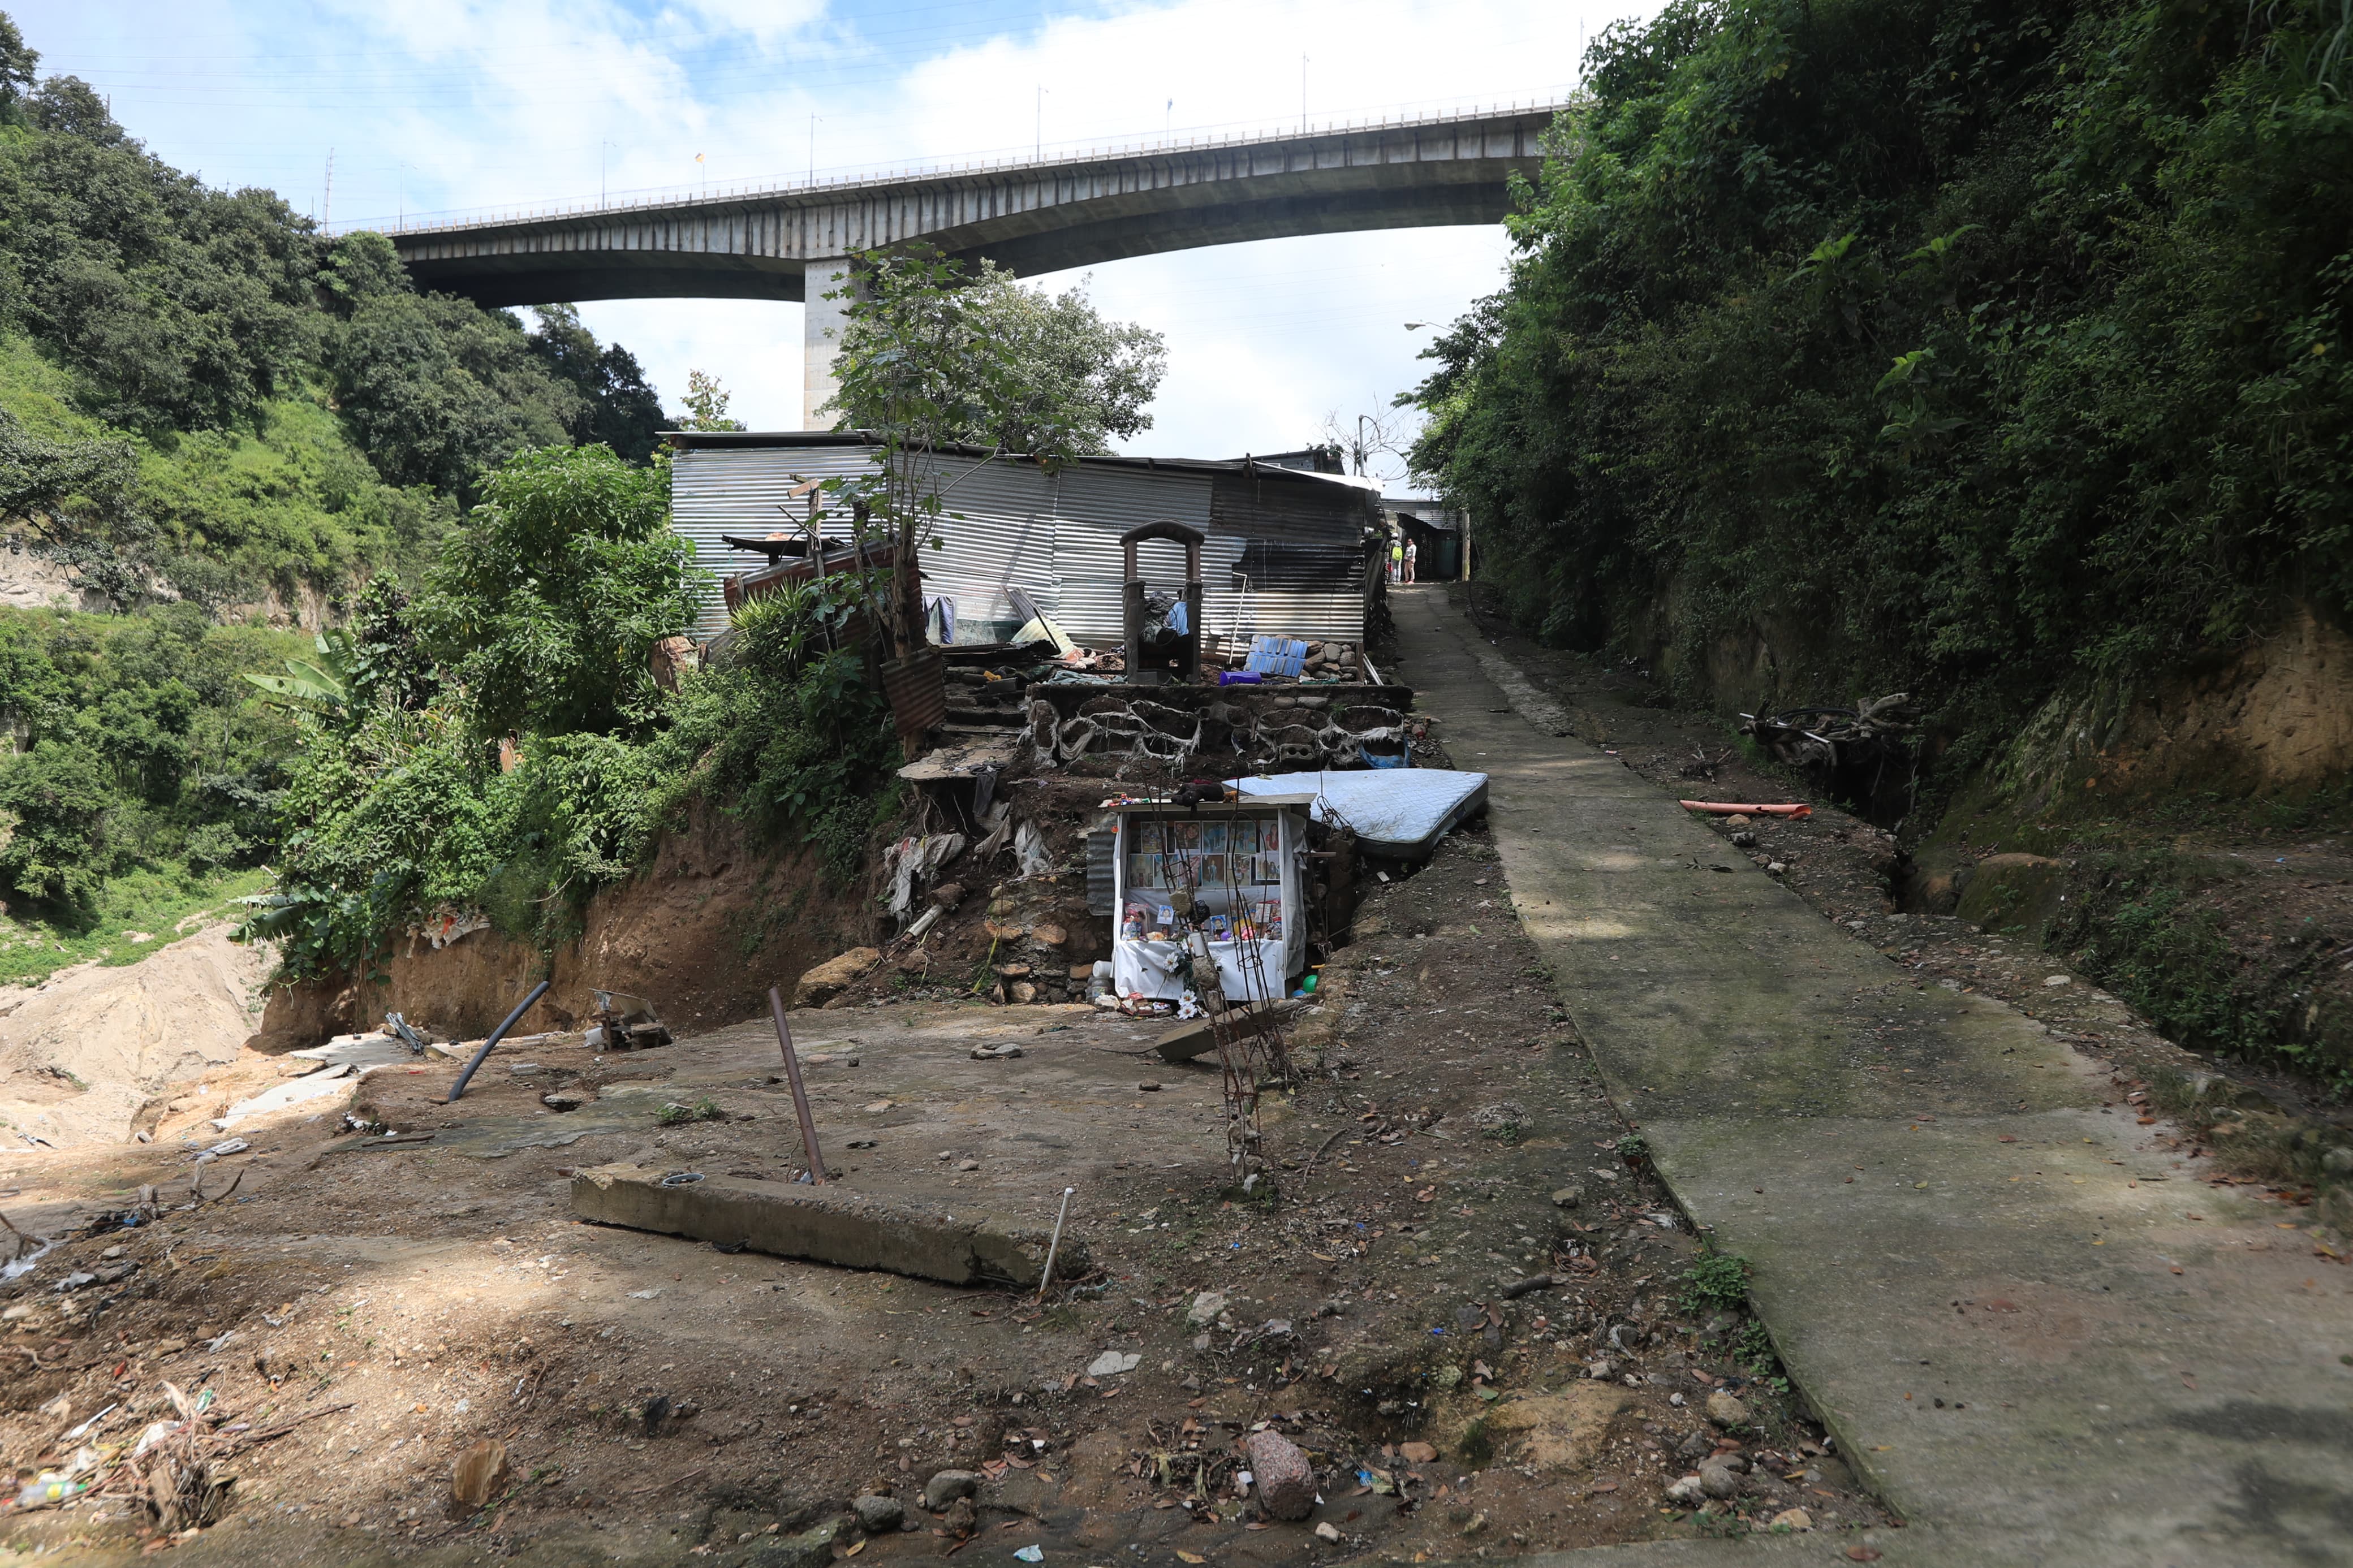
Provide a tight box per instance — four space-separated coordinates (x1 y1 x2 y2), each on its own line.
195 1138 249 1162
1014 820 1054 877
588 988 672 1051
882 834 969 921
1014 1547 1045 1563
1677 800 1813 819
1738 695 1911 785
659 1172 705 1187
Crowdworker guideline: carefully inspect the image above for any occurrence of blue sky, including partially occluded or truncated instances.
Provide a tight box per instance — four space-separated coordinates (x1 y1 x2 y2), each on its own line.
15 0 1655 484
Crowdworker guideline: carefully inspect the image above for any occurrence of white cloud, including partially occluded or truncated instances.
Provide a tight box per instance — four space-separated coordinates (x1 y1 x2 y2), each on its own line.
25 0 1653 483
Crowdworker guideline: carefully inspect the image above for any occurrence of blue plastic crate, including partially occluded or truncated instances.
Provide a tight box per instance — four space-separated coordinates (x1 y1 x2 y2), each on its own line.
1244 636 1309 678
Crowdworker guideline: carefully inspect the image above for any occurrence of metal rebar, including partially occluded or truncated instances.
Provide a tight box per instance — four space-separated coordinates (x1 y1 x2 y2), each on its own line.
1036 1186 1076 1303
766 987 828 1184
445 980 551 1103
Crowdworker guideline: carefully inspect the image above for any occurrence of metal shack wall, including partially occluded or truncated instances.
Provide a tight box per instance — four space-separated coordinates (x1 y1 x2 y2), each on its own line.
673 447 1368 647
1204 470 1375 646
1050 465 1216 645
905 455 1064 643
670 443 880 636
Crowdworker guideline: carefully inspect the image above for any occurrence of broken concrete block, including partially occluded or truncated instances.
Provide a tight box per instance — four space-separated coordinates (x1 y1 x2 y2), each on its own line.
792 948 880 1009
569 1165 1086 1288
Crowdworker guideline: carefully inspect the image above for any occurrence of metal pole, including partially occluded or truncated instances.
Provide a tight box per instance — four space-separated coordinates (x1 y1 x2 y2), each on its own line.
1036 1186 1075 1302
766 987 829 1184
445 979 551 1102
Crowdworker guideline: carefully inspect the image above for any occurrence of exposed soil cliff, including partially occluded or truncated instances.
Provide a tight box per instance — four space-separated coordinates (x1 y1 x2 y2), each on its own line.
255 803 871 1051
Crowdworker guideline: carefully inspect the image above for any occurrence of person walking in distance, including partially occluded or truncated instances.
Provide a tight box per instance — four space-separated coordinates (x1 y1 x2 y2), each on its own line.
1403 538 1417 585
1389 536 1404 583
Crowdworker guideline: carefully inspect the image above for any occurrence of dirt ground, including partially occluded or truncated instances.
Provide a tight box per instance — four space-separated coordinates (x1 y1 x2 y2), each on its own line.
0 789 1897 1563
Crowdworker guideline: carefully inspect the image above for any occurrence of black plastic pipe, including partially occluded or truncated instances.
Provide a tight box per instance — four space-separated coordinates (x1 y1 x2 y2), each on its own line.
445 979 552 1103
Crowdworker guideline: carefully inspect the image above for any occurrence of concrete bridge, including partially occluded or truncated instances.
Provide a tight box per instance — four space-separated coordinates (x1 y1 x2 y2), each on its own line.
389 105 1561 424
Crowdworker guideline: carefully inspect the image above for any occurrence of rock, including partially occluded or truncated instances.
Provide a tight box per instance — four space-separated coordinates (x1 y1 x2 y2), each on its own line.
1699 1461 1743 1500
1245 1429 1316 1521
2042 974 2071 988
923 1470 981 1511
1186 1290 1228 1328
449 1440 510 1512
1397 1441 1437 1464
1549 1186 1583 1209
1771 1507 1815 1531
851 1494 904 1533
1766 861 1787 877
542 1091 585 1112
1724 813 1752 828
747 1520 843 1568
1730 830 1758 848
1705 1390 1751 1428
1032 923 1067 948
1315 1521 1342 1543
1087 1350 1141 1377
794 948 880 1008
941 1496 978 1539
1010 982 1038 1004
971 1043 1024 1060
1664 1475 1708 1506
930 883 966 909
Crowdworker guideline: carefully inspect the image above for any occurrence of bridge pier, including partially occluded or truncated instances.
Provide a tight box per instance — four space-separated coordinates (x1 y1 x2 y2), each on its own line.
803 257 854 430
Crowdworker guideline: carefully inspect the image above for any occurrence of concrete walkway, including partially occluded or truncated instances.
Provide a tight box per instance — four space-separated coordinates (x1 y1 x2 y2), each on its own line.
1388 588 2352 1568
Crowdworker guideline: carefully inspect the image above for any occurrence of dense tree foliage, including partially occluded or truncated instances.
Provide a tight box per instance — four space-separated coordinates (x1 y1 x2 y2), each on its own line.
0 603 300 918
1408 0 2353 767
0 7 688 944
416 443 700 741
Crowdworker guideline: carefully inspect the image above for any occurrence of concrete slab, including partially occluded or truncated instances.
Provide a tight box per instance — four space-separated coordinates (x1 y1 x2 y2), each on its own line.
570 1163 1088 1288
1389 588 2353 1568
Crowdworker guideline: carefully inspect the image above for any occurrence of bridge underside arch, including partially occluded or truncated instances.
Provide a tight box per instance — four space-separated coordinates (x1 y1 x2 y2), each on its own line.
400 179 1516 308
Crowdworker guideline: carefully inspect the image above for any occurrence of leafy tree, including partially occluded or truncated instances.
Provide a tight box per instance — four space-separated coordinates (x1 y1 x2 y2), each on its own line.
323 283 582 500
0 738 119 913
527 304 667 464
0 10 36 119
825 255 1165 454
415 443 702 740
676 369 745 431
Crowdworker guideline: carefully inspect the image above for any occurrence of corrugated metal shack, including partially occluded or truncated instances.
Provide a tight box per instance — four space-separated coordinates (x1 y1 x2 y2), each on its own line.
666 432 1384 646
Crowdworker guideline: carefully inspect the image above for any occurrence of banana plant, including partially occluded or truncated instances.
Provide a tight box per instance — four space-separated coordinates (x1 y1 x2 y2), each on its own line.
244 628 359 719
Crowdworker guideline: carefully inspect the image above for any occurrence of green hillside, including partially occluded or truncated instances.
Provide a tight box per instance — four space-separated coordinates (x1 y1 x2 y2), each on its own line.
0 12 674 962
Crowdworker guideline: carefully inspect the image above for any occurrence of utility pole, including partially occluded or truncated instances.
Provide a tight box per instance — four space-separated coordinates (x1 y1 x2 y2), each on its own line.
602 140 615 207
1300 55 1308 133
322 148 334 230
1036 85 1048 160
808 115 821 184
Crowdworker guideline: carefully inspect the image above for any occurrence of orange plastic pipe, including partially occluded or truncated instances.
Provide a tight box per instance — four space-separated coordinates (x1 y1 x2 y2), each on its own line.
1678 801 1812 818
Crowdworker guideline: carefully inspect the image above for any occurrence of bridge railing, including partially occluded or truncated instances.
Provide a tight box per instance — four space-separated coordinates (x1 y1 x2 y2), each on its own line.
368 98 1570 241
